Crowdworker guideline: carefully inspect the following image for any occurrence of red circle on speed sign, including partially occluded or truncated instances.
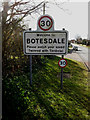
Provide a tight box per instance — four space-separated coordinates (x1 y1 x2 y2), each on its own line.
38 15 53 31
58 59 67 68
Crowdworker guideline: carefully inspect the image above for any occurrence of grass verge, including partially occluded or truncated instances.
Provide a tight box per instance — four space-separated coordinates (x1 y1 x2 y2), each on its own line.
3 56 89 120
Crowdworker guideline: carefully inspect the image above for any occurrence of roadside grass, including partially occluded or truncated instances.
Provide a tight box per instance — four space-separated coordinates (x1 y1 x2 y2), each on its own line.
78 44 90 48
4 56 89 120
86 46 90 48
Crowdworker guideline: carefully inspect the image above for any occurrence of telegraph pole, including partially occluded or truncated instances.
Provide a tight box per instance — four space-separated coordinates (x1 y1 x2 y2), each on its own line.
43 3 45 15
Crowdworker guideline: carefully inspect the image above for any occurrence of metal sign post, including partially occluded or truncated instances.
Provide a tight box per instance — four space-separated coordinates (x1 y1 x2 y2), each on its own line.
30 55 32 86
58 56 67 89
61 55 64 89
29 28 32 86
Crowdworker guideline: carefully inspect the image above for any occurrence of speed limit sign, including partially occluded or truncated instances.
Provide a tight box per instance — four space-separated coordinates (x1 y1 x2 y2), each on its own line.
37 15 54 31
58 59 67 68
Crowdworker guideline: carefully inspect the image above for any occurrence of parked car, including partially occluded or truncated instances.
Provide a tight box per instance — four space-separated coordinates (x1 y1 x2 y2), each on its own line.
73 46 78 51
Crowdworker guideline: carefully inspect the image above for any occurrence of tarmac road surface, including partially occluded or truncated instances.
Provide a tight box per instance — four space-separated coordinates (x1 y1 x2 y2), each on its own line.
71 44 90 71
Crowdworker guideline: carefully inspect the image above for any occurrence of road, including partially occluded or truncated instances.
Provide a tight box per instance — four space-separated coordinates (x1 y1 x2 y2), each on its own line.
72 44 90 70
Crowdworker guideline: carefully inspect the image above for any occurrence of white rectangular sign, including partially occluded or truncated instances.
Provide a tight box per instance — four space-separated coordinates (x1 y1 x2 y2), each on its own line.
23 31 68 55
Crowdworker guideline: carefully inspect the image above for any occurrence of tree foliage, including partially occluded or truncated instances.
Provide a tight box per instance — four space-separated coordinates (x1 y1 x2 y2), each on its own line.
2 0 46 119
2 0 45 78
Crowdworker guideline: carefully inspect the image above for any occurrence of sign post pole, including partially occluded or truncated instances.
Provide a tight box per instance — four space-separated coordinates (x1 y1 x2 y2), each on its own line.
29 28 32 86
61 55 64 89
30 55 32 86
61 28 65 89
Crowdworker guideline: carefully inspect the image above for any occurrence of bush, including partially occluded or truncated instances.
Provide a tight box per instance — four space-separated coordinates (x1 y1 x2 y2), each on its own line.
3 76 30 120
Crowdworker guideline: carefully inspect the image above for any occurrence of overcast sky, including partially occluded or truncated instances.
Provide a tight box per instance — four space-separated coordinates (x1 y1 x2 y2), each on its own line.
2 0 89 40
25 1 88 40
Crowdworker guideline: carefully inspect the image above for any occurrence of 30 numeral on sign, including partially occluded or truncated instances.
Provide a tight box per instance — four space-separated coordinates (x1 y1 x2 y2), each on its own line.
60 61 66 65
40 20 51 27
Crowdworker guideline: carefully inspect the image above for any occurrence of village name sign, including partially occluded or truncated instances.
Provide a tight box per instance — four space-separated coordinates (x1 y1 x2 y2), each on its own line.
23 14 68 55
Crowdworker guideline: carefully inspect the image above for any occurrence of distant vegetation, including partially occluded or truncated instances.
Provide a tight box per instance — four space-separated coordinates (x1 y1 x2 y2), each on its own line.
70 38 90 46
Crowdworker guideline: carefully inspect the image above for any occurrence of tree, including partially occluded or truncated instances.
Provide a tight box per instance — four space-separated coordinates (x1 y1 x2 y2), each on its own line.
2 0 45 77
75 34 82 44
2 1 46 119
82 39 87 45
